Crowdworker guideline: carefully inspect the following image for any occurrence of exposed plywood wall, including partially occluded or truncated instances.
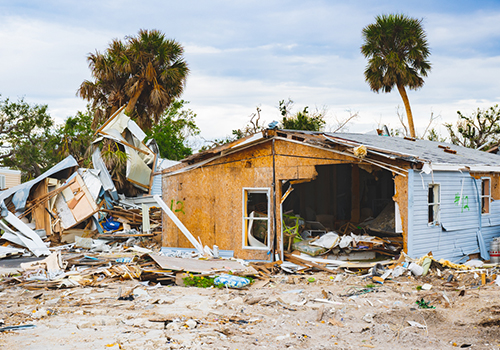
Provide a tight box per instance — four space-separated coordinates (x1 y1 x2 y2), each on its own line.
163 142 275 260
393 174 409 252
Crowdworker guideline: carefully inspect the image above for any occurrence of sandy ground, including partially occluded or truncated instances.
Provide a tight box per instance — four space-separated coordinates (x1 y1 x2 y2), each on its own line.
1 270 499 350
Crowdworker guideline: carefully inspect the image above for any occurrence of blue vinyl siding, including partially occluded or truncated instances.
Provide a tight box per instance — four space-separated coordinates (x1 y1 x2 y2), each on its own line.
408 170 500 262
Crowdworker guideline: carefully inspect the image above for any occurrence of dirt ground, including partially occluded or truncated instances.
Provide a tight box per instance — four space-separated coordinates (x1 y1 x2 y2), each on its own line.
1 269 499 350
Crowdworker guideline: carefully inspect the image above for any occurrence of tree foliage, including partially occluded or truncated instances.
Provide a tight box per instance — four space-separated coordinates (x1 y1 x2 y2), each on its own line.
361 14 431 138
0 97 57 181
146 100 200 160
445 105 500 150
78 29 189 131
279 99 326 131
56 106 94 166
0 97 98 181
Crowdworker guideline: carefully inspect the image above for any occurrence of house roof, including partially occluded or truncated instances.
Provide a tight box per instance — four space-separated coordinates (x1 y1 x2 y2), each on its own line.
321 132 500 168
170 130 500 175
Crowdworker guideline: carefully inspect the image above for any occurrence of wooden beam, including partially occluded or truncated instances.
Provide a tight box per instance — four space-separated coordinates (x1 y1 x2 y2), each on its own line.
350 164 360 223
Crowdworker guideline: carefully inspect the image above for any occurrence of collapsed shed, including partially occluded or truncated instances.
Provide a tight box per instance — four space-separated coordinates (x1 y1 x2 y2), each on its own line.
162 129 500 262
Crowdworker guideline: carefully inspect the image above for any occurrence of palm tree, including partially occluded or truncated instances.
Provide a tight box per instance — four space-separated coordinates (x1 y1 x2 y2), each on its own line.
123 29 189 130
361 14 431 138
78 29 189 131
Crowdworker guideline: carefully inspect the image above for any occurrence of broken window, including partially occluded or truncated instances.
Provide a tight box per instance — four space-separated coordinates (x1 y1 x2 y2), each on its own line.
243 188 270 249
481 178 491 214
428 184 440 225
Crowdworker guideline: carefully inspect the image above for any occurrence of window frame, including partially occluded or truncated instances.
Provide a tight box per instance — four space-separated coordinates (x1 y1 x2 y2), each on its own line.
242 187 271 250
428 183 441 226
481 177 491 215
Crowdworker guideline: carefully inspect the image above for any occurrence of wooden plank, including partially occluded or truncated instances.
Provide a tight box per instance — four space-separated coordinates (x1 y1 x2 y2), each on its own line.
285 253 338 273
147 254 248 274
32 179 51 235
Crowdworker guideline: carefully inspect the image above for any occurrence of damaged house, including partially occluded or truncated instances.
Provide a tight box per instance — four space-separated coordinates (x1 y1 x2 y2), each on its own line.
162 129 500 262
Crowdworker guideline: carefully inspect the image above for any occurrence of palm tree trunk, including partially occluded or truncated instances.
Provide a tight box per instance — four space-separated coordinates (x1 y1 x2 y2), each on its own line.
396 83 416 138
125 80 145 116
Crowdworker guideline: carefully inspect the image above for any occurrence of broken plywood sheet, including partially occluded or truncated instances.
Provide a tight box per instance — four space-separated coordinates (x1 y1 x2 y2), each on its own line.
55 173 99 230
148 254 249 274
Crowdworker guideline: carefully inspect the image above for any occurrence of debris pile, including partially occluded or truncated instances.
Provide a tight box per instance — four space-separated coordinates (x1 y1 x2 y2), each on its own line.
281 214 403 273
0 107 164 259
0 247 257 291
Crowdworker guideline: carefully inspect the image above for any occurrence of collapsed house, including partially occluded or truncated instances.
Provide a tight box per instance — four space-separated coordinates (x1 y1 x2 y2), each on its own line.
162 129 500 262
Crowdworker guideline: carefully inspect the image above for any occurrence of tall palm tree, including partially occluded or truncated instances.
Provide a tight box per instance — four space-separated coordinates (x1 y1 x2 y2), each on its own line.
361 14 431 138
78 29 189 131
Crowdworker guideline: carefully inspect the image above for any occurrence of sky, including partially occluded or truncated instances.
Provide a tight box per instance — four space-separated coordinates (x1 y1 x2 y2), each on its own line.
1 1 500 146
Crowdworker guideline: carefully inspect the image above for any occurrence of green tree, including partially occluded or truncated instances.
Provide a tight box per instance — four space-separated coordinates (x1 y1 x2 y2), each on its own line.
445 105 500 150
56 106 94 166
279 99 326 131
78 29 189 131
361 14 431 138
146 100 200 160
0 97 57 181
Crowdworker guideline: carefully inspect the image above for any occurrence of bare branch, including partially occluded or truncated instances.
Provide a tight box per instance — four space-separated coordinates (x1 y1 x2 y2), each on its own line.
421 110 441 139
331 110 359 133
396 106 409 136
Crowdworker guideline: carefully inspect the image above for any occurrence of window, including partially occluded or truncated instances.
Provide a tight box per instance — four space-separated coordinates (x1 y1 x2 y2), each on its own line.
243 188 270 249
428 184 440 225
481 178 491 214
0 175 5 190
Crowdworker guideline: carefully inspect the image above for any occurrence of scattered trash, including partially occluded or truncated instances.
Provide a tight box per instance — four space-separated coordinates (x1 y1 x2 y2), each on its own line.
362 313 374 323
407 320 427 329
0 324 36 332
421 257 432 276
185 319 197 329
408 262 423 276
214 274 251 288
421 283 432 290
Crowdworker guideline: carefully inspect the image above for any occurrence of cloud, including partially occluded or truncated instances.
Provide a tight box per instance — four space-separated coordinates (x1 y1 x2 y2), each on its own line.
0 16 117 104
1 1 500 145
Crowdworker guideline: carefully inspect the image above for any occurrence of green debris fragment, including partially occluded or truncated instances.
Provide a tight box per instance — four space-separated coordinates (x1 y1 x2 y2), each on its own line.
416 298 435 309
